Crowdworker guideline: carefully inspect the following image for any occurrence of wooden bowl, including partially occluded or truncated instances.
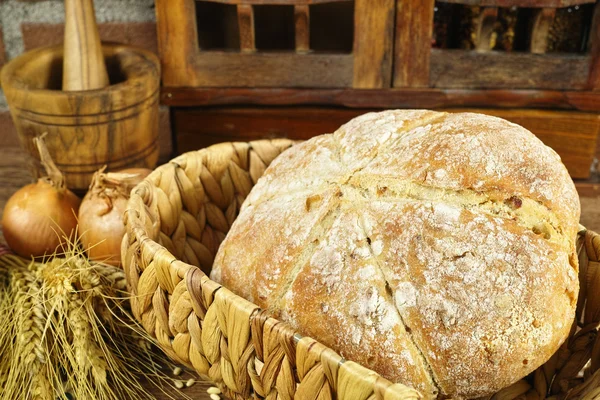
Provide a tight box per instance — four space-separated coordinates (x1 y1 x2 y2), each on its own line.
0 43 160 191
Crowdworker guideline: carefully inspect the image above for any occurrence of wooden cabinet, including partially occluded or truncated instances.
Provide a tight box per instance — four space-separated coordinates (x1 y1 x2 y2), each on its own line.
156 0 600 181
396 0 600 90
158 0 600 93
156 0 394 88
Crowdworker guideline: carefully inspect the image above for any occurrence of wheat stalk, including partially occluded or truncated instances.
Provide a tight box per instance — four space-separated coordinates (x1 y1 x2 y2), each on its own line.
0 263 52 400
0 248 191 400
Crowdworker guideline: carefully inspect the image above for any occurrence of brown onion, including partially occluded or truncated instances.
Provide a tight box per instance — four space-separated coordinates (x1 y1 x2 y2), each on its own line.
2 135 81 257
78 167 150 266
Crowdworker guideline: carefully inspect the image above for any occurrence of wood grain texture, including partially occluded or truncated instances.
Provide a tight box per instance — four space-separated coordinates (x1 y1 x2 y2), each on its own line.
577 182 600 197
191 52 353 87
587 1 600 89
430 49 590 89
0 147 32 243
156 0 200 87
62 0 109 91
294 5 310 52
144 384 213 400
474 7 498 51
530 8 556 54
160 87 600 112
237 5 256 52
157 0 391 88
435 0 594 6
393 0 434 87
192 0 350 3
174 107 366 154
1 44 160 190
139 373 216 400
173 106 600 178
352 0 395 88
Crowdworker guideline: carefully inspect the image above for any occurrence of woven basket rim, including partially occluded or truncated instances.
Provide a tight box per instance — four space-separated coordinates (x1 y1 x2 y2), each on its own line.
123 139 600 400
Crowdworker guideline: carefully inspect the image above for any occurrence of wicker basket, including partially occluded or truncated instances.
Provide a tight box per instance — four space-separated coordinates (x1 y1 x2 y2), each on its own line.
123 139 600 399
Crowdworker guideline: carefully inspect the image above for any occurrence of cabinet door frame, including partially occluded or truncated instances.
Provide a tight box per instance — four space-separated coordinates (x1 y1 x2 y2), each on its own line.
394 0 600 90
156 0 395 88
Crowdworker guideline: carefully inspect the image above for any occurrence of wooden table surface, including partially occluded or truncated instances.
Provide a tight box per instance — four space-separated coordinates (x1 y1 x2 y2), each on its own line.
143 371 216 399
1 145 600 400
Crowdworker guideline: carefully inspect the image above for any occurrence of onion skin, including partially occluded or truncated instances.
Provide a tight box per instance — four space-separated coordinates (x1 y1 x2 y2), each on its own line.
79 193 128 266
2 180 81 257
78 168 150 266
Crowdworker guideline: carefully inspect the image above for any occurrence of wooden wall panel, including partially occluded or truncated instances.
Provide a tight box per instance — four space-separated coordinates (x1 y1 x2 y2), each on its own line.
192 52 353 87
430 50 590 90
161 87 600 112
237 5 256 52
352 0 395 88
587 1 600 89
174 107 599 178
529 8 555 54
393 0 435 87
294 5 310 52
156 0 200 87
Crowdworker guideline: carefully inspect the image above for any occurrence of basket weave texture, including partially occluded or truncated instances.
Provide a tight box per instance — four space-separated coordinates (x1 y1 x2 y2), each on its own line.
123 140 600 400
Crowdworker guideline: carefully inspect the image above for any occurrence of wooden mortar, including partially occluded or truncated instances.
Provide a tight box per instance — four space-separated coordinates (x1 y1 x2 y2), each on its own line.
0 43 160 191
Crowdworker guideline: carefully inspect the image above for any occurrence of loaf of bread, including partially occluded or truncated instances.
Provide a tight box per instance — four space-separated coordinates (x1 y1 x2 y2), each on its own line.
210 110 580 398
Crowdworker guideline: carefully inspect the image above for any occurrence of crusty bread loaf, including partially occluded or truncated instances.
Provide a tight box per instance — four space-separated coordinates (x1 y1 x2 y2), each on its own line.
210 110 580 398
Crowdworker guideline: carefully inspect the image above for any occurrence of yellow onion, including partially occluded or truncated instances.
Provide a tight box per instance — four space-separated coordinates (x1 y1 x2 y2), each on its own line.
2 135 81 257
78 167 150 266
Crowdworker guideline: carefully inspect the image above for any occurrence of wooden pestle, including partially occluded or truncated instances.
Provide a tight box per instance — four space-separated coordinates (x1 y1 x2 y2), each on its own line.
62 0 109 91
